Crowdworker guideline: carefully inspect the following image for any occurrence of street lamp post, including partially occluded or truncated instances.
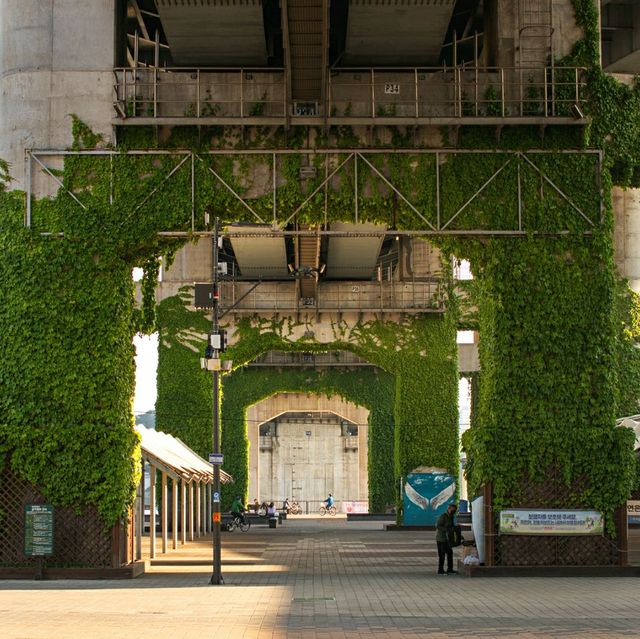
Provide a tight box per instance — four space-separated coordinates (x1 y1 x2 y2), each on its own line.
199 215 232 584
210 217 222 585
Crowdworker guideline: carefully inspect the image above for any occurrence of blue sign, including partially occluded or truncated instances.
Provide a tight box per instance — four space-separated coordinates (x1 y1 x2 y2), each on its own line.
403 470 456 526
209 453 224 465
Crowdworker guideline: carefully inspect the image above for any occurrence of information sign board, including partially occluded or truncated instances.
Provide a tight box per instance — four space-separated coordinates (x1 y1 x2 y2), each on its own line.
24 504 54 556
499 509 603 535
209 453 224 465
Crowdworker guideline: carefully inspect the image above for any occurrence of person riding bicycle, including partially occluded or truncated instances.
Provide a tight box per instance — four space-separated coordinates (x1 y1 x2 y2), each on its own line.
231 495 247 525
324 494 334 509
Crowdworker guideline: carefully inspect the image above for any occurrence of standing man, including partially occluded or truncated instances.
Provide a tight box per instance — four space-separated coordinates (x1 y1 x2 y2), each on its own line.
436 503 458 575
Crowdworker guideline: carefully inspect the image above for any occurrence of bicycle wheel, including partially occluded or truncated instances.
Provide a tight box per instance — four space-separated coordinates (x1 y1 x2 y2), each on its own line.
329 506 337 516
319 506 326 516
227 519 236 532
291 504 300 515
239 519 251 532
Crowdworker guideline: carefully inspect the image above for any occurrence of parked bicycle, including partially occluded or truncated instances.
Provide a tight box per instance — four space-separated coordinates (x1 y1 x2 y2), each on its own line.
319 504 337 516
289 501 301 515
227 514 251 532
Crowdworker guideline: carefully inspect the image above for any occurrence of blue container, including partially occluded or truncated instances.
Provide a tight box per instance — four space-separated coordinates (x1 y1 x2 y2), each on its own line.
403 470 456 526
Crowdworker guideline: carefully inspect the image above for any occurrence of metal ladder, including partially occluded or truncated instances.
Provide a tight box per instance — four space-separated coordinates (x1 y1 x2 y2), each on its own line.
518 0 553 66
285 0 326 108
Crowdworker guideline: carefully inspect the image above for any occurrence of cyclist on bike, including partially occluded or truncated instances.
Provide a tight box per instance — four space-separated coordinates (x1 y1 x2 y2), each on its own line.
231 495 247 525
324 494 334 509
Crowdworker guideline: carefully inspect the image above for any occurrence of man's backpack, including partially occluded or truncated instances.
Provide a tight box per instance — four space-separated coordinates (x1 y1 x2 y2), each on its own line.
449 524 463 547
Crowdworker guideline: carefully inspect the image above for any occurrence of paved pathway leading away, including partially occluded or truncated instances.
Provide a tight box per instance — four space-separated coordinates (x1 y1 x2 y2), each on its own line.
2 516 639 638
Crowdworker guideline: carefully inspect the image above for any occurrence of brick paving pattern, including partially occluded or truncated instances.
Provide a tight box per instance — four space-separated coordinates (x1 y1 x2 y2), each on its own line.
1 517 638 638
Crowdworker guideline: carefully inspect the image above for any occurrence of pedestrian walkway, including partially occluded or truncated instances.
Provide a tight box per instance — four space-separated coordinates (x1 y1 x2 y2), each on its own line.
1 517 639 638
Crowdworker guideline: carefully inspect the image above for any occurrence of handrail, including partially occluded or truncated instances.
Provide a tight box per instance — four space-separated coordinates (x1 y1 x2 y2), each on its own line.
113 65 587 121
327 65 586 72
114 66 285 72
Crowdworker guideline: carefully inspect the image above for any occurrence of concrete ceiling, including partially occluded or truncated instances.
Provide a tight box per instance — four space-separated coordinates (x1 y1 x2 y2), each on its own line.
155 0 268 66
229 226 289 279
325 222 387 280
342 0 456 66
605 49 640 74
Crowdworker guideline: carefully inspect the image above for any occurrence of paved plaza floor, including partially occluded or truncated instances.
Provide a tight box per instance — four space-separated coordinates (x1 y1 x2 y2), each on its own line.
1 516 639 639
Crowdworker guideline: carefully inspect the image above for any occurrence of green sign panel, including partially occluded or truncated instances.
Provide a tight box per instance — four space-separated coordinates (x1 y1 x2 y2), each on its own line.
24 504 54 557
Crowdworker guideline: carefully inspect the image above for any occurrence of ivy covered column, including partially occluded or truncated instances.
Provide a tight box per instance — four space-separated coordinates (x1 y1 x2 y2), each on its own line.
391 316 459 482
463 238 636 516
0 212 141 524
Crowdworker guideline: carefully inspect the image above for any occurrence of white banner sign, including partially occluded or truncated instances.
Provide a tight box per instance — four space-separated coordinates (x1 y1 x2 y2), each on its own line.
499 509 604 535
342 501 368 514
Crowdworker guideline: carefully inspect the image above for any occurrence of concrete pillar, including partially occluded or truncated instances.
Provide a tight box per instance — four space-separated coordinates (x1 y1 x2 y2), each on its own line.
248 418 260 501
196 480 201 538
613 186 640 293
189 481 194 542
161 472 168 554
136 467 143 561
181 479 187 545
149 465 156 559
172 478 178 550
204 484 210 534
0 0 116 190
358 421 368 502
201 483 207 534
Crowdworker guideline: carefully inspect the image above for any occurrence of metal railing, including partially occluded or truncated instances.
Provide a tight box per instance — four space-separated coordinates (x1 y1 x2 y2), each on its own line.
113 65 587 122
220 280 444 314
328 66 587 119
249 351 373 368
113 67 287 119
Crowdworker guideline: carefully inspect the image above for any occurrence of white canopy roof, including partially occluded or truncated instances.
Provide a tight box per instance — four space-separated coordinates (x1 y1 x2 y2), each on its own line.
136 425 232 484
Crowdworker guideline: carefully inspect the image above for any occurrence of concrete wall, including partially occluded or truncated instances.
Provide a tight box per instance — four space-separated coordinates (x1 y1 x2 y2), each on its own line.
490 0 581 67
246 393 369 506
259 416 361 508
551 0 583 60
159 236 480 371
602 1 640 73
613 186 640 293
0 0 116 189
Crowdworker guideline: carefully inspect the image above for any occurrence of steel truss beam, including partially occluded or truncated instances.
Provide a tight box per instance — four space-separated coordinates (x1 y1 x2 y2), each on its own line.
24 148 603 238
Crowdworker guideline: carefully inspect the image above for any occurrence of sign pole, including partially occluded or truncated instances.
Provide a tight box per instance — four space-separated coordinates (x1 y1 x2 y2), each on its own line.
210 217 223 586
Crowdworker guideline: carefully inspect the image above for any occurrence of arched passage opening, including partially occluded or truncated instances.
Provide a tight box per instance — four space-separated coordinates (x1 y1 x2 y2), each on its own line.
248 395 369 512
220 365 396 512
155 293 459 514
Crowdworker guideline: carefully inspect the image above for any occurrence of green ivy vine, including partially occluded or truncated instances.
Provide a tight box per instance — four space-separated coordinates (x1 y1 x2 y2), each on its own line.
156 291 458 512
3 0 640 531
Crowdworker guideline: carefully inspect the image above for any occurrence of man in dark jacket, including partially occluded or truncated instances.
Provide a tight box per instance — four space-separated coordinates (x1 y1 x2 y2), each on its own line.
436 503 458 575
